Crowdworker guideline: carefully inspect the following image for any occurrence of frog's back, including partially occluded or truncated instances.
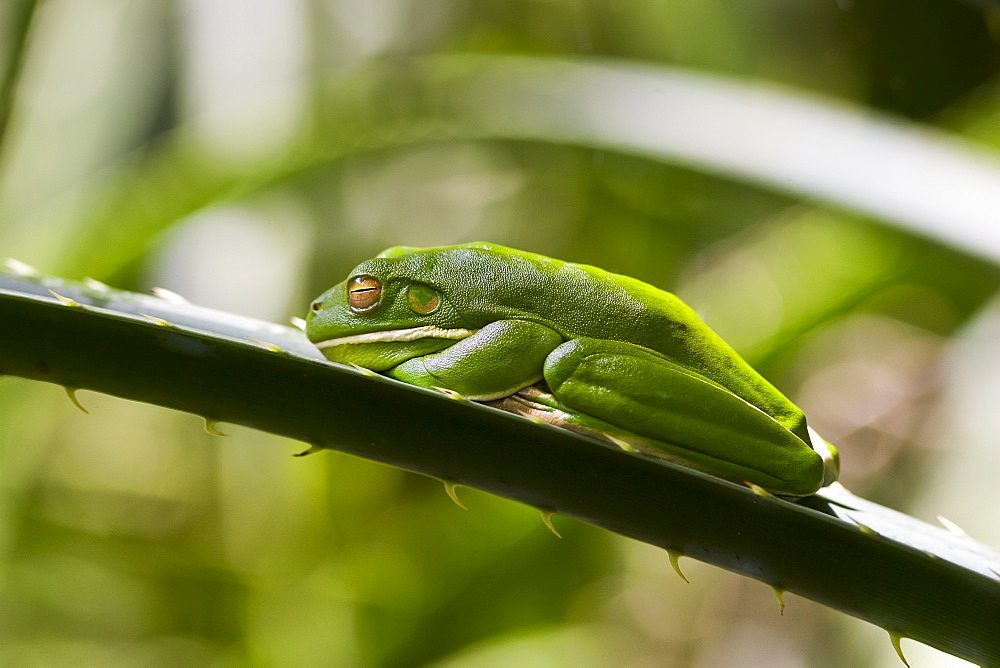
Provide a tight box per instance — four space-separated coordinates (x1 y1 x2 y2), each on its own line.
413 242 726 353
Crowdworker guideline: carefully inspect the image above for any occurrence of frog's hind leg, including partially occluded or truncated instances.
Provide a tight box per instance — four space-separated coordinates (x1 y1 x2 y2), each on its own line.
542 338 824 497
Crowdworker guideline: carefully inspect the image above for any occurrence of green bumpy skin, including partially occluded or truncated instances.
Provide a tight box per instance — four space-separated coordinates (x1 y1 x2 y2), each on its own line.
306 242 838 496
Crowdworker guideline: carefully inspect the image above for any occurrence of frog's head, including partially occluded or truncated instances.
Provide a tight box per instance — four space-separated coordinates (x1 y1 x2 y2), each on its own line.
306 244 489 370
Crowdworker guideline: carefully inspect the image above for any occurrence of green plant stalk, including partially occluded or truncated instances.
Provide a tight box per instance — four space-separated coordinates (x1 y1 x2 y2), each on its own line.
22 56 1000 280
2 270 999 665
0 0 41 160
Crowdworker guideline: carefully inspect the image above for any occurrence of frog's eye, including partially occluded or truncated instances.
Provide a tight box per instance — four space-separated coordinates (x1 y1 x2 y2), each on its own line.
348 276 382 312
407 284 440 314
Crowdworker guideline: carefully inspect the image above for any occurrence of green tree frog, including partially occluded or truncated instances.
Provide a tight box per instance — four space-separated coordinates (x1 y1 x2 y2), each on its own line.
306 242 838 496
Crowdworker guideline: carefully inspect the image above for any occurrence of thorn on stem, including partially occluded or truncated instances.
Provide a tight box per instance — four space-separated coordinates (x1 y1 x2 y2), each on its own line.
249 337 284 353
746 482 775 499
540 510 562 538
935 514 967 537
442 481 467 510
204 419 228 436
666 549 689 583
605 434 638 453
771 586 786 615
151 287 189 304
48 290 82 308
855 521 877 536
888 631 909 667
139 313 172 327
64 387 89 414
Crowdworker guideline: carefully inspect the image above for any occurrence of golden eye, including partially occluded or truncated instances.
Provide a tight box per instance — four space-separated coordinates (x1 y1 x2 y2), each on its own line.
407 284 440 314
348 276 382 312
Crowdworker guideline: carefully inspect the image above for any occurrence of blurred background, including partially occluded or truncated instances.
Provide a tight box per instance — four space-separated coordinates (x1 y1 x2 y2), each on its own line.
1 0 999 666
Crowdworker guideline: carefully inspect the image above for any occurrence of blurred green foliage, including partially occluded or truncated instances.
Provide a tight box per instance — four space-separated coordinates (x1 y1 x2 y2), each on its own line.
1 0 999 666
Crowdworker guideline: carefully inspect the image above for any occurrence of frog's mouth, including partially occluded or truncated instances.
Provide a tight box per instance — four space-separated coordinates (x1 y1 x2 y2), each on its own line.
313 325 478 370
313 325 477 350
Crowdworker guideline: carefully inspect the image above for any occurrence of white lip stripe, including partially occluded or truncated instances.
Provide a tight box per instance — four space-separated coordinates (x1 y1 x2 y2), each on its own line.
315 325 478 349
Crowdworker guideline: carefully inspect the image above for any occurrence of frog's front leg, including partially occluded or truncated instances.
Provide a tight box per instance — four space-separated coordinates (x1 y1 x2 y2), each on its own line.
542 338 826 496
389 320 564 400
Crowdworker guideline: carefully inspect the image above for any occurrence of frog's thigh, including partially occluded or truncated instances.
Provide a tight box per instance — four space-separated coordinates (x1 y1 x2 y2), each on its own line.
543 338 823 495
390 320 563 400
